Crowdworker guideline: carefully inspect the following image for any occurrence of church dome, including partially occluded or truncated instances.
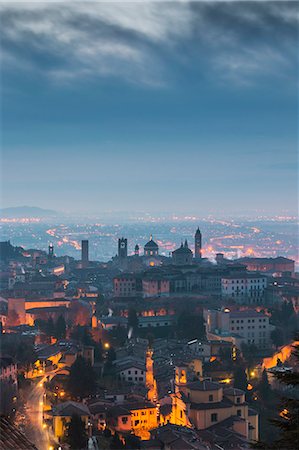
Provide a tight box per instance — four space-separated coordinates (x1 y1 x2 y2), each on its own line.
144 236 158 249
173 240 192 255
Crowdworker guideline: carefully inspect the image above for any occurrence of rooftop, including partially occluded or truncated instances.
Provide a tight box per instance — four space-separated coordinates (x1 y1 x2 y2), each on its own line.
0 417 37 450
187 380 221 391
52 401 90 417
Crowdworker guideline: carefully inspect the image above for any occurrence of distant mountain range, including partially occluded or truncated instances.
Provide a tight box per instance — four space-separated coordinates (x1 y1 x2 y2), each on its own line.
0 206 59 218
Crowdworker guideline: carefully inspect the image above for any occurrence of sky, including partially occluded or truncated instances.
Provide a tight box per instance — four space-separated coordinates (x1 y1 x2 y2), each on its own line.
0 0 298 217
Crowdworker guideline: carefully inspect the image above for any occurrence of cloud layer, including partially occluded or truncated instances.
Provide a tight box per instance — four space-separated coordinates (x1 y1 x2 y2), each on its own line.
1 1 298 87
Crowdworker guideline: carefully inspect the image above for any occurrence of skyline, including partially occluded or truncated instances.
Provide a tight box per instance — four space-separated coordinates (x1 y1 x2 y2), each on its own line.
1 1 298 215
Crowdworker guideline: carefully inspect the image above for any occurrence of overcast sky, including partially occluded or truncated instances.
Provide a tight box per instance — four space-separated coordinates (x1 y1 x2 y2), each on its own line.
1 1 298 216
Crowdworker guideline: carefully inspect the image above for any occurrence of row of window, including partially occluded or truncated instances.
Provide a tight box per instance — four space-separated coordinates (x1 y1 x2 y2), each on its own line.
231 325 267 331
122 376 144 382
232 319 266 323
227 286 264 291
224 279 265 284
126 370 144 375
132 410 154 416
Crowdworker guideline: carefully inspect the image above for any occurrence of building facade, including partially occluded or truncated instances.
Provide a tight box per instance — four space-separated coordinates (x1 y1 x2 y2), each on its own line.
221 272 267 304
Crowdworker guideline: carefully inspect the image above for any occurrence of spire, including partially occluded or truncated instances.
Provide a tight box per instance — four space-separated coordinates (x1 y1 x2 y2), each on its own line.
184 239 188 248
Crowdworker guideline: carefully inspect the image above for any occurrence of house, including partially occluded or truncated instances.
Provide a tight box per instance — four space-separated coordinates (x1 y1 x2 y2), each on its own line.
51 401 90 440
182 381 258 441
221 272 267 304
204 308 274 349
150 423 209 450
126 401 158 440
0 356 18 416
106 405 132 435
116 360 146 385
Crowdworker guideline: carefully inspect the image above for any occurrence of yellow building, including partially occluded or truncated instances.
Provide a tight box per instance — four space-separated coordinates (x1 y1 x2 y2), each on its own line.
51 401 90 440
106 406 132 436
185 381 258 441
129 402 158 440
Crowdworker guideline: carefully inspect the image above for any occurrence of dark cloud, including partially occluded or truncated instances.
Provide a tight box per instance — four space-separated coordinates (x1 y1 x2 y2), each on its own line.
0 1 297 86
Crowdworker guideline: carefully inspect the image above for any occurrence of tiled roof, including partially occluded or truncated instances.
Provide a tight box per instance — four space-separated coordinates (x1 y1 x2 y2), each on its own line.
0 417 37 450
107 405 131 418
190 400 233 410
224 387 245 396
187 380 220 391
52 401 90 417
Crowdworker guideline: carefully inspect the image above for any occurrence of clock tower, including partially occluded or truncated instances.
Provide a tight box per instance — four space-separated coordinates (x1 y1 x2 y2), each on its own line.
118 237 128 258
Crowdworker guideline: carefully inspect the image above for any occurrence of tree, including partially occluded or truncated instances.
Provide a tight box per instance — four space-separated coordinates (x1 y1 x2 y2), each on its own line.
271 328 284 349
55 315 66 339
34 318 47 333
104 347 116 377
94 340 104 363
269 343 299 449
125 434 140 449
233 365 248 392
252 341 299 449
110 433 124 450
46 317 55 336
259 369 271 402
68 356 96 399
176 312 205 340
127 308 139 335
71 325 94 346
1 334 36 369
107 347 116 364
66 414 88 450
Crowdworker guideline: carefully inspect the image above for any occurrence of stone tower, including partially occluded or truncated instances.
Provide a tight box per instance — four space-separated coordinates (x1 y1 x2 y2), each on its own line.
146 347 157 403
118 237 128 258
194 227 202 259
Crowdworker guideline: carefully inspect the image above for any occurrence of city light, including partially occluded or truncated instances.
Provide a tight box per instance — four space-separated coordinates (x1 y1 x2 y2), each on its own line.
279 408 289 418
104 342 110 349
219 378 231 384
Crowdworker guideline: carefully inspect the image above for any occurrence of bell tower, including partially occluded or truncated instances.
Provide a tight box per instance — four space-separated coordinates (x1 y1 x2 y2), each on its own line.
146 347 157 403
118 237 128 258
195 227 202 259
48 243 54 259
